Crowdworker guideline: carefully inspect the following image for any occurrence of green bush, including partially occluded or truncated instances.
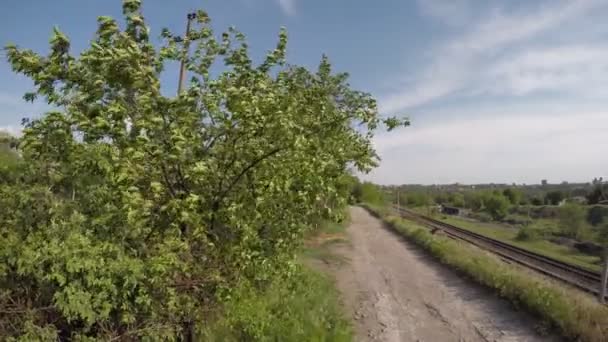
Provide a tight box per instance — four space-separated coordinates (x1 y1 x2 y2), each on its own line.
558 203 589 240
202 266 352 342
484 193 510 220
1 1 406 338
515 226 542 241
360 182 387 205
587 205 608 226
405 191 431 207
448 192 465 207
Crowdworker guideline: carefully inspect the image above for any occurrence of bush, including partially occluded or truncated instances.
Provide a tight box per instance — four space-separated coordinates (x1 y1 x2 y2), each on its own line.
202 266 352 342
502 214 532 226
515 226 542 241
558 203 588 239
358 182 386 205
484 193 510 220
448 192 465 207
502 188 522 205
545 190 565 205
469 211 493 222
587 205 608 226
405 191 431 207
1 1 406 338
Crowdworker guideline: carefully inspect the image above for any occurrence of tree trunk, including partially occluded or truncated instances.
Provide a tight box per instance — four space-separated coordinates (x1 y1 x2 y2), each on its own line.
600 248 608 304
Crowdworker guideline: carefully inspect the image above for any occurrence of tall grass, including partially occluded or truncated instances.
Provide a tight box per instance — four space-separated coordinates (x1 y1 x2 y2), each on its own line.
202 218 353 341
202 266 352 342
363 203 608 342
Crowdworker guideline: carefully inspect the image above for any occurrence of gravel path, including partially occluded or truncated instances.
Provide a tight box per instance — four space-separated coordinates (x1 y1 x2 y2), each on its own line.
331 207 559 342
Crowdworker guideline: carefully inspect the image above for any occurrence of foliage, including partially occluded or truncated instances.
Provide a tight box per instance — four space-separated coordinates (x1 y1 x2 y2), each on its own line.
587 184 608 205
587 205 608 226
202 266 352 342
363 204 608 342
1 1 406 339
0 134 21 183
447 192 465 207
558 203 588 240
483 193 510 221
502 188 522 205
545 190 565 205
464 191 484 211
530 196 544 206
404 191 431 207
515 226 542 241
355 182 386 205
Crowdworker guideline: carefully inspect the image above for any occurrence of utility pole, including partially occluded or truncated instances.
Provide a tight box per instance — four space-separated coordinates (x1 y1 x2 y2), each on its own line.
177 12 197 95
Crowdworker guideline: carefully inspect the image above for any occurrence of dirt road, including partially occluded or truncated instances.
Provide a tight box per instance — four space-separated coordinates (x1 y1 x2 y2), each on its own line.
331 207 557 342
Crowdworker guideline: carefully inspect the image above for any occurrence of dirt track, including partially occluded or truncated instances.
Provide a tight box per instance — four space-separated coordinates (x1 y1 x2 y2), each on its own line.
331 207 558 342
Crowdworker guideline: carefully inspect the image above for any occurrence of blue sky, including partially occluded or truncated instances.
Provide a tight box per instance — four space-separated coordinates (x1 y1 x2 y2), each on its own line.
1 0 607 185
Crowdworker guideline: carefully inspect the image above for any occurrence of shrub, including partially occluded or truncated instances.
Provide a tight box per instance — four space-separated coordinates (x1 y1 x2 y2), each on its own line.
545 191 565 205
405 191 431 207
469 211 493 222
587 205 608 226
484 193 510 220
1 1 406 338
558 203 588 239
515 226 542 241
358 182 386 205
202 266 352 342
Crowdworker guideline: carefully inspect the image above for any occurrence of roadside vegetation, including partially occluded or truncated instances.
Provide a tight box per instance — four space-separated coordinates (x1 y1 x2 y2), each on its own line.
0 0 406 339
392 181 608 272
203 218 353 341
362 200 608 342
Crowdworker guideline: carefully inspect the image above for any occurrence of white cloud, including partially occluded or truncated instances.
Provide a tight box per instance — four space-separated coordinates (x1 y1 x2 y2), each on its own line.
379 0 607 113
365 110 608 185
276 0 296 16
482 45 608 96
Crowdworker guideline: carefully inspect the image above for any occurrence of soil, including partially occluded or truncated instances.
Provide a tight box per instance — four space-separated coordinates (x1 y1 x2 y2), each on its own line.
325 207 560 342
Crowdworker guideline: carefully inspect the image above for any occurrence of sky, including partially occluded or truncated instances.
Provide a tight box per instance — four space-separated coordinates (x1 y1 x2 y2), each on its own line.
1 0 607 185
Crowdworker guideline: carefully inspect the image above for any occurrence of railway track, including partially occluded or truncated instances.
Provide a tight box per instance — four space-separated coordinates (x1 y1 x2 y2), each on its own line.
391 205 606 300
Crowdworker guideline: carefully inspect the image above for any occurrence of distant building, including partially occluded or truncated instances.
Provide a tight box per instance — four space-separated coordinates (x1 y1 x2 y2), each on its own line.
541 179 548 186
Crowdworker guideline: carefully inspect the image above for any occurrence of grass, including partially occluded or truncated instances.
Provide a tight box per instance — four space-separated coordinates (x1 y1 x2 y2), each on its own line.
301 218 350 265
364 203 608 342
202 217 353 341
436 215 602 271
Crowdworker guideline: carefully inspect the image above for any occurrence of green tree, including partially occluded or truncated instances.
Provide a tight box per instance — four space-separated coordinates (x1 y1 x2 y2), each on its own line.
587 185 608 205
406 191 430 207
464 191 484 211
0 131 22 183
484 193 510 220
587 205 608 226
558 203 588 239
545 190 565 205
448 192 465 207
502 188 522 205
1 1 407 339
359 182 386 205
530 196 544 206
